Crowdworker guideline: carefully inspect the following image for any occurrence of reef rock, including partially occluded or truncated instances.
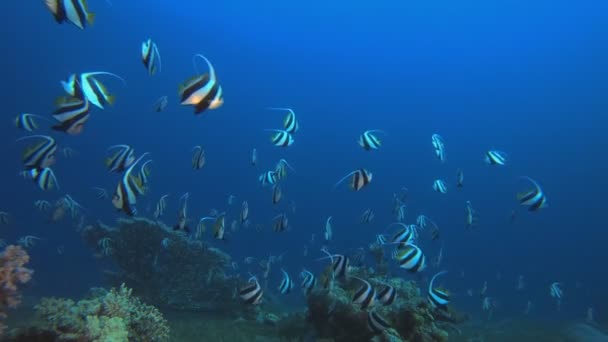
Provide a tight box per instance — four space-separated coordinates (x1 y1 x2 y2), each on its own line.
81 217 240 312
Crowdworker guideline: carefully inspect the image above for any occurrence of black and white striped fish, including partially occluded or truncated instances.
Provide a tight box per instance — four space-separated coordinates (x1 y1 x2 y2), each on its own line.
324 216 333 241
273 213 289 232
457 168 464 188
388 222 416 245
272 184 282 205
274 158 295 180
112 153 150 216
428 271 450 308
395 204 406 222
360 208 375 224
267 107 299 134
15 114 49 132
105 145 135 173
251 148 258 166
30 168 59 191
173 193 190 233
141 39 162 75
351 277 376 310
278 269 294 295
333 168 373 191
179 54 224 114
192 146 205 170
213 213 226 240
301 270 316 295
433 179 447 194
154 194 169 219
394 244 426 273
375 281 397 306
259 171 278 186
61 72 125 110
465 201 476 229
358 130 384 151
240 201 249 223
52 96 90 135
518 177 548 211
18 135 57 171
34 200 51 212
485 150 508 166
432 133 446 162
240 276 263 305
138 160 153 187
153 96 168 112
367 310 391 334
267 129 294 147
319 250 349 278
44 0 95 30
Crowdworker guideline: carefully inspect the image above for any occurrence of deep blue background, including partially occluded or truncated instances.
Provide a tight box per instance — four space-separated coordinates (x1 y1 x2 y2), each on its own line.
2 0 606 321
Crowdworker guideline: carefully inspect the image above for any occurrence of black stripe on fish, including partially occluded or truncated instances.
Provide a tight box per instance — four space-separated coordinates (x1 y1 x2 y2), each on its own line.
367 310 391 334
377 285 396 306
240 278 263 304
194 83 221 114
333 255 349 278
352 277 376 310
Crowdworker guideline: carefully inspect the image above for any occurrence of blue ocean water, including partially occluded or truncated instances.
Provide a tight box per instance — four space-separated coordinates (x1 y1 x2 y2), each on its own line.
3 0 607 334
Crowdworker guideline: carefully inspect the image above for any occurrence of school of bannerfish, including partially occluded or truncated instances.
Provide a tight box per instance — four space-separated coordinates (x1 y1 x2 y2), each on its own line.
1 0 570 335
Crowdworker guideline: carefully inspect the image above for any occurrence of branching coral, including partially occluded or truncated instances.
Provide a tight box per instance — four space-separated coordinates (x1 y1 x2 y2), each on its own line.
0 245 33 336
35 284 169 342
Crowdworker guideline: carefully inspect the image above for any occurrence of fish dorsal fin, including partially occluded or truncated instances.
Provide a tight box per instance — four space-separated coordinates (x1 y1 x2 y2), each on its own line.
193 54 216 80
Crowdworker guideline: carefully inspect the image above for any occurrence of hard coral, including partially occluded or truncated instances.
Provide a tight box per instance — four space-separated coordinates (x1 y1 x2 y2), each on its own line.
81 218 239 313
0 245 33 336
35 284 169 342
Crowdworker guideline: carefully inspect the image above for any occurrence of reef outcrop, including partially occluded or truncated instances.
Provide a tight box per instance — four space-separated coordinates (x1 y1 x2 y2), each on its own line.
81 217 241 313
302 267 464 342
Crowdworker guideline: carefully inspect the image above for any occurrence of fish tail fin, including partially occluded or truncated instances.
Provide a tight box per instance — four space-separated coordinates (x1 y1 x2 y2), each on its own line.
49 169 60 190
155 45 162 73
87 12 95 25
106 95 116 105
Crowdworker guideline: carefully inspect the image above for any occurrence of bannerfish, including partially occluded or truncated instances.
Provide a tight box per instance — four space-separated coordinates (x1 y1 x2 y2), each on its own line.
44 0 95 30
141 39 162 75
52 96 90 135
333 168 373 191
179 54 224 114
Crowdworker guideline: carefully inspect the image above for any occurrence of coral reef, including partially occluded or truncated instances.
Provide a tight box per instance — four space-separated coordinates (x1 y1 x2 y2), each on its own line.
0 245 33 336
304 267 465 342
34 283 169 342
81 217 240 312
